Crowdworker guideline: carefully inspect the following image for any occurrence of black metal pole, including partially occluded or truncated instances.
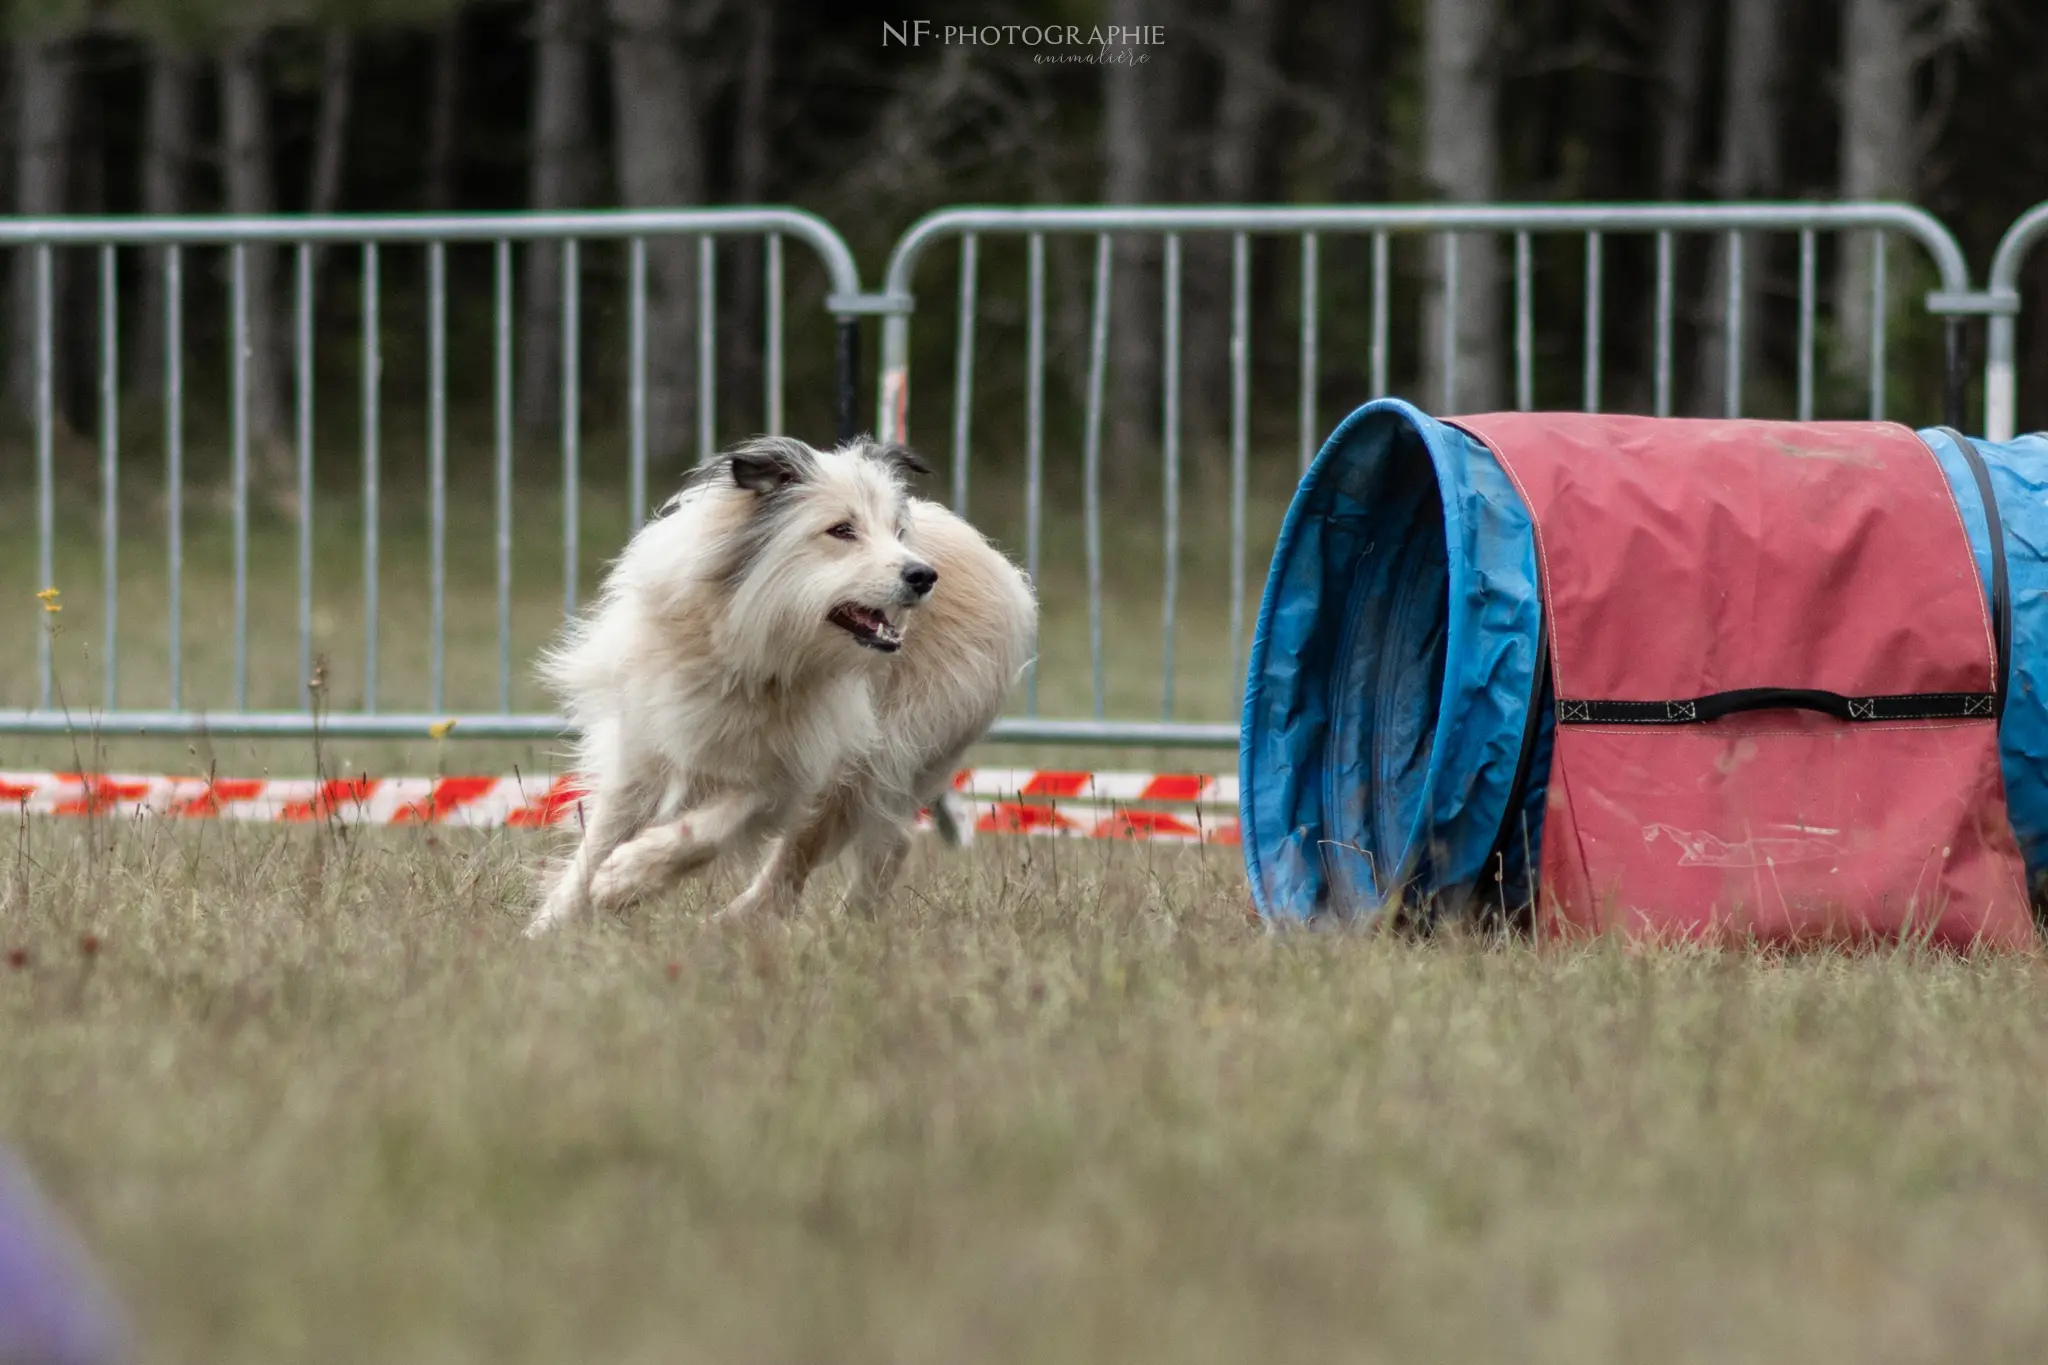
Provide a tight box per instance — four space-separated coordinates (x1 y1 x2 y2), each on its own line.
835 317 861 444
1944 317 1968 432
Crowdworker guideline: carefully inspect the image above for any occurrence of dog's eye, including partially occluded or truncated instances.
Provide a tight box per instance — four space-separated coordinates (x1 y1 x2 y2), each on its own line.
826 522 858 541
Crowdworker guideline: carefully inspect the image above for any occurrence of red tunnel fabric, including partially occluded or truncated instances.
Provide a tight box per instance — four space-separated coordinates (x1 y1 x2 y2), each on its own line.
1453 413 2035 949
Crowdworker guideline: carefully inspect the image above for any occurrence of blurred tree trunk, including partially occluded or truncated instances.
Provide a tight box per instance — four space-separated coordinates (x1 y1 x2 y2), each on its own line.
1654 0 1709 200
607 0 710 465
136 45 196 402
1188 0 1279 447
1422 0 1502 412
730 0 775 431
1332 0 1386 201
1834 0 1916 385
305 27 353 298
63 65 104 432
1103 0 1162 476
521 0 595 435
425 15 462 212
220 27 289 479
10 34 75 426
309 30 352 217
1694 0 1783 414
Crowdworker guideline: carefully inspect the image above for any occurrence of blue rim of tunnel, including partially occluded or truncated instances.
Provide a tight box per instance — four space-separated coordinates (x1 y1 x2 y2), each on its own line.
1239 398 1546 924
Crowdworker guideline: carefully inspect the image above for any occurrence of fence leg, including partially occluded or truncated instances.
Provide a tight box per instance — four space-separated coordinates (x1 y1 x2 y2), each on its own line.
1945 317 1967 432
837 316 862 444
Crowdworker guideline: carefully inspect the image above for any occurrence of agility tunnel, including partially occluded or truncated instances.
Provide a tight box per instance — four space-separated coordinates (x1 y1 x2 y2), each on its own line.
1239 400 2048 945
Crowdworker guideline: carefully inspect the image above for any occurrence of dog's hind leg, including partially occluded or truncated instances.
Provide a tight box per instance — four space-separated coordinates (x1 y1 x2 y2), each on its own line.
587 790 762 912
715 792 859 922
525 783 659 938
840 821 914 920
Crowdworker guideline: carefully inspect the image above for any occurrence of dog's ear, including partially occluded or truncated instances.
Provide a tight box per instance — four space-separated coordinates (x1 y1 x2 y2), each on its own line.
865 441 933 481
728 437 816 495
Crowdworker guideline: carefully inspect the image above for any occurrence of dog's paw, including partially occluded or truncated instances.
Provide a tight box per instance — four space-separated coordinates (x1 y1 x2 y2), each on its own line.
708 897 753 924
589 831 676 910
712 879 776 923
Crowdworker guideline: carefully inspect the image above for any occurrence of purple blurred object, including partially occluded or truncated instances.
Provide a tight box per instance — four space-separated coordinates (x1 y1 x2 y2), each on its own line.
0 1147 126 1365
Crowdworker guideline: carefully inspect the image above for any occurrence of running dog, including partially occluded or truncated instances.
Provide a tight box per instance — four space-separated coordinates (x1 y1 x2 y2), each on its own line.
523 434 1036 936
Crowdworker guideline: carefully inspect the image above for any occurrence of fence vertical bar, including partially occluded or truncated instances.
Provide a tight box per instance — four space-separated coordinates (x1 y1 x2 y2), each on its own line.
166 246 184 710
562 238 580 616
1797 229 1815 422
1370 232 1389 396
627 237 647 524
698 235 716 466
1440 233 1459 412
765 233 784 435
100 245 118 711
230 244 250 711
1514 231 1533 411
1229 231 1250 687
1161 232 1182 721
362 242 381 712
428 240 448 713
950 233 978 516
495 240 514 714
1654 231 1673 418
1083 234 1111 719
295 243 314 705
1583 232 1603 413
1870 233 1887 422
1299 232 1318 475
1024 232 1045 714
34 246 51 708
1724 232 1743 418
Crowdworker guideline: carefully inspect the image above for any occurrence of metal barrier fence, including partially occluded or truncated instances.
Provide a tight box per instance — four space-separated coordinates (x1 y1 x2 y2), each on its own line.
875 203 1977 750
0 208 870 739
2 200 2027 753
1984 200 2048 443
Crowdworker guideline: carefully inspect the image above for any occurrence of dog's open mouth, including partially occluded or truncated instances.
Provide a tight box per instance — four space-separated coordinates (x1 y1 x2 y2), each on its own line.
829 602 903 652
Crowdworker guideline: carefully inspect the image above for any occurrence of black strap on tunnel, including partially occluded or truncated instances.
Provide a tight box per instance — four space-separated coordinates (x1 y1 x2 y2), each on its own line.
1938 426 2011 718
1556 688 1997 725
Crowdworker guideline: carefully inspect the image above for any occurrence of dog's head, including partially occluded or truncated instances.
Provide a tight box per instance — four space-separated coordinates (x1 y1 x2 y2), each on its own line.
692 435 937 661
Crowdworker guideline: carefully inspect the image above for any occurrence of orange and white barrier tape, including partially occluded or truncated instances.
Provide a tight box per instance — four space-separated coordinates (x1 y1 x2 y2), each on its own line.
0 769 1241 845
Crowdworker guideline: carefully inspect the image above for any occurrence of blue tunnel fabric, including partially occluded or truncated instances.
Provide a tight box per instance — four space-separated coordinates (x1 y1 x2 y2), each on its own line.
1923 429 2048 894
1239 399 1544 922
1239 407 2048 922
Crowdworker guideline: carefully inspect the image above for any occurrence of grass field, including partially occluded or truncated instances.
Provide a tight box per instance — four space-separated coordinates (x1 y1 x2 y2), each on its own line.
9 438 2048 1363
7 823 2048 1364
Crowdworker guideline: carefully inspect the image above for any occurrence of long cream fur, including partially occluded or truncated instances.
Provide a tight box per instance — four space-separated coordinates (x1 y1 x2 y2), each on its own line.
523 435 1036 936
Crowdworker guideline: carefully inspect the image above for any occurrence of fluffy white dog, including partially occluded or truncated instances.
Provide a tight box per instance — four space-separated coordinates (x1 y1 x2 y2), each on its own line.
523 434 1036 937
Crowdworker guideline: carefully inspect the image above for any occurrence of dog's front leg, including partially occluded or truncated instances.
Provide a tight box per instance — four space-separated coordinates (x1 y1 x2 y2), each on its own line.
525 785 659 938
586 790 762 912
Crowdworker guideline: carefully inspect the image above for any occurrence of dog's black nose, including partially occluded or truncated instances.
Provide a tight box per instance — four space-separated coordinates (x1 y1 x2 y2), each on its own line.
902 562 938 596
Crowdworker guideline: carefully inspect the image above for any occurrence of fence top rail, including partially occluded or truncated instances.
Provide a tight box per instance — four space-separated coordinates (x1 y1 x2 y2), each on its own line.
880 200 1973 297
1988 199 2048 298
0 206 864 295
